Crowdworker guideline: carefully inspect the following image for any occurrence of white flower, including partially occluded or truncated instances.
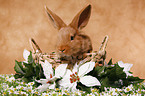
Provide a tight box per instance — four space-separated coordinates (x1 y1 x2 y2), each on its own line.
87 93 95 96
23 49 30 62
27 82 34 86
7 76 15 82
16 85 24 90
42 93 51 96
8 86 15 94
124 84 133 93
59 62 101 92
108 87 119 96
36 60 68 92
118 61 133 77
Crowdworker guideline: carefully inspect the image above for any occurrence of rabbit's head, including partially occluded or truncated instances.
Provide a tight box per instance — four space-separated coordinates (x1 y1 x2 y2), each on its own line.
45 5 92 65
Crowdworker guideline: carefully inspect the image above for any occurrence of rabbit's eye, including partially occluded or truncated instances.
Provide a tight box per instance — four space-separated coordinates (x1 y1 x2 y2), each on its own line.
71 36 74 41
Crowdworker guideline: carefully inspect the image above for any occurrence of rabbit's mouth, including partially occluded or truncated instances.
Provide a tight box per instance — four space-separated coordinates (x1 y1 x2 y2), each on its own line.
59 54 73 61
59 53 70 59
59 52 83 60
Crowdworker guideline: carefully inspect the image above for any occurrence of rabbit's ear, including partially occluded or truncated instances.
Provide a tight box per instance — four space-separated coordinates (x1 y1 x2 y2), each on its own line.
69 5 91 30
45 6 66 30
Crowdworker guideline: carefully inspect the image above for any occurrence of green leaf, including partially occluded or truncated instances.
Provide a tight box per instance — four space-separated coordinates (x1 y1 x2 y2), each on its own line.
28 51 33 64
24 64 35 78
35 63 45 80
128 71 133 74
95 66 105 75
14 74 23 79
87 59 144 91
93 66 106 79
77 82 91 93
107 64 126 81
101 77 110 87
14 50 45 84
22 77 33 83
108 58 113 65
127 76 144 84
14 60 25 74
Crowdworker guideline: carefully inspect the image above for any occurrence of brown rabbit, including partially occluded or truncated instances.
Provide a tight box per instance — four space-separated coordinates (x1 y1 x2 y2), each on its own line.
45 5 92 69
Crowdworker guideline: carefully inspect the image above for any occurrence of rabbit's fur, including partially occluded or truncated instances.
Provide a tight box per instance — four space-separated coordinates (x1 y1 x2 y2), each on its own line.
45 5 92 69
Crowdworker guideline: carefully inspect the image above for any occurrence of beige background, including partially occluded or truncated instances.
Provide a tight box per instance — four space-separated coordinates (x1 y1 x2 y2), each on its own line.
0 0 145 79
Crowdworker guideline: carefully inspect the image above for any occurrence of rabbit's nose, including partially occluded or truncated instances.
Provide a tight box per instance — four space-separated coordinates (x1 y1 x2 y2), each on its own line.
58 45 68 53
60 49 65 52
59 48 66 53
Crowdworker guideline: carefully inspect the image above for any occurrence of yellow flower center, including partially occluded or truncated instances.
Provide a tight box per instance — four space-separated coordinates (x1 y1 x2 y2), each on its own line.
126 88 130 91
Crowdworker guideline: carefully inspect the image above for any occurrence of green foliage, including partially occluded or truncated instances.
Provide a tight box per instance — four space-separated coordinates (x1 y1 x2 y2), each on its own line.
1 74 145 95
14 60 25 74
88 59 144 91
77 82 91 93
14 50 144 92
14 51 45 84
107 58 113 65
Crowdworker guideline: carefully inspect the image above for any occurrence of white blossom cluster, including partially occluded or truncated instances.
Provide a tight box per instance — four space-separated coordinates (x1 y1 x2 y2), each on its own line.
1 49 144 95
0 74 145 96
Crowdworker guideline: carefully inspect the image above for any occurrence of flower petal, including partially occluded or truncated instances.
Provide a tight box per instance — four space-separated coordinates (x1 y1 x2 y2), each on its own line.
59 78 77 92
118 61 124 65
78 62 95 77
118 61 133 76
23 49 30 61
42 60 53 79
70 82 77 92
55 64 68 78
123 63 133 72
118 61 133 71
63 69 72 79
49 83 55 89
37 84 50 92
72 63 78 73
49 76 58 82
59 69 72 88
36 79 48 84
80 76 101 87
126 72 133 76
59 77 71 88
